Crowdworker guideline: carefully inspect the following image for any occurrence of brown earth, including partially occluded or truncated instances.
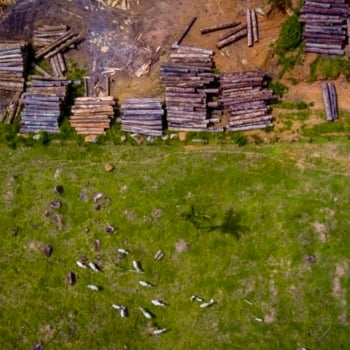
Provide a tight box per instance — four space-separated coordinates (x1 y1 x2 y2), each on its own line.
1 0 350 138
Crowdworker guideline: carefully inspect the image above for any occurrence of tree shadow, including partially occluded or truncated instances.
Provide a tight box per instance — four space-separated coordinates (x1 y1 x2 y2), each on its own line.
202 206 250 240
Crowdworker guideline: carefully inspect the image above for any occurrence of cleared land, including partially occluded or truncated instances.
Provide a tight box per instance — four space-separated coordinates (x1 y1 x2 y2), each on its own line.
0 141 350 349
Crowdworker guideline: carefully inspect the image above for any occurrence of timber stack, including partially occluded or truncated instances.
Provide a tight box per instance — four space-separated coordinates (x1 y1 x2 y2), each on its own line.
220 70 275 132
33 25 81 77
160 44 221 131
19 76 69 134
120 98 164 137
0 40 28 92
322 82 338 121
300 0 349 55
69 97 116 135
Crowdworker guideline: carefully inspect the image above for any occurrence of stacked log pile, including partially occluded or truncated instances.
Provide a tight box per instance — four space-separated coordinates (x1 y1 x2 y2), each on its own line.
300 0 349 55
69 97 116 135
33 25 81 77
220 70 275 132
160 44 221 131
0 41 27 92
19 76 69 134
322 82 338 121
121 98 164 137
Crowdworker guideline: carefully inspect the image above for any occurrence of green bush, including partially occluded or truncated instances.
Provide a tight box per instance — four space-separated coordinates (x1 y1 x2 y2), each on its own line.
268 81 288 98
274 14 303 76
309 56 350 82
275 15 302 56
231 132 248 146
268 0 292 11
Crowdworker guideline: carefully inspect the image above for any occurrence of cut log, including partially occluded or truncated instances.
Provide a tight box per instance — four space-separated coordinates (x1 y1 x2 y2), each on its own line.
216 29 248 49
175 17 197 45
200 21 240 34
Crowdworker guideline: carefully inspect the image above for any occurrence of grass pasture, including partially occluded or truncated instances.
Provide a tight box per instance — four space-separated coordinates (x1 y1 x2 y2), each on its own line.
0 141 350 349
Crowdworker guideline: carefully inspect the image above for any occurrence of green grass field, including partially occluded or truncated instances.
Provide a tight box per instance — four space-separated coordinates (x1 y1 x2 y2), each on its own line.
0 140 350 349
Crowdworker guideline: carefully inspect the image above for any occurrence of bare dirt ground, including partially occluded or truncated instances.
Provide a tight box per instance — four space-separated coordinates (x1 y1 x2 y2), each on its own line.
1 0 350 137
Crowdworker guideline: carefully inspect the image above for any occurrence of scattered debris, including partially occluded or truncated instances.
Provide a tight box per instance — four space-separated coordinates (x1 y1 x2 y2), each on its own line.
88 261 101 272
199 298 216 308
117 248 130 255
152 328 168 335
43 244 53 258
93 192 104 203
49 200 62 209
94 239 101 252
87 284 100 291
154 250 164 261
139 280 153 287
32 342 44 350
151 299 167 307
104 163 114 172
190 295 204 303
132 260 143 273
54 185 64 194
112 304 128 317
175 239 191 254
139 306 153 319
105 223 115 234
67 272 76 286
305 255 316 264
76 260 88 269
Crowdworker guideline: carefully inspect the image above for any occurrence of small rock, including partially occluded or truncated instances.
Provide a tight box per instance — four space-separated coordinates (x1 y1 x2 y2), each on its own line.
101 45 109 53
12 226 19 236
93 192 104 203
115 251 124 264
84 135 98 143
54 168 63 180
305 255 316 264
44 210 51 217
32 342 43 350
178 132 187 141
175 239 191 254
84 227 90 233
120 135 126 142
44 245 53 257
33 134 41 140
49 200 62 209
105 223 115 234
79 189 89 202
170 133 177 140
54 185 64 194
104 163 114 172
94 239 101 252
67 272 76 286
52 214 62 230
130 133 144 144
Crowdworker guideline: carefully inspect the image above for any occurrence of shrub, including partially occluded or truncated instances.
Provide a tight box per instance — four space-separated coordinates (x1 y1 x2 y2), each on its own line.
273 14 303 76
231 132 248 146
268 0 292 12
268 81 288 98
